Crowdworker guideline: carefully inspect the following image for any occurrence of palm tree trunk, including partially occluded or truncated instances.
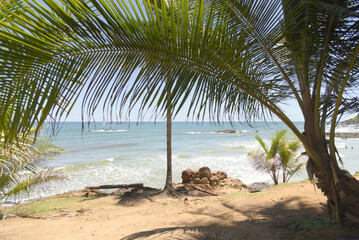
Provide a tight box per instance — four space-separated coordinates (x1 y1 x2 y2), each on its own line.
164 101 173 190
305 133 359 225
163 76 174 193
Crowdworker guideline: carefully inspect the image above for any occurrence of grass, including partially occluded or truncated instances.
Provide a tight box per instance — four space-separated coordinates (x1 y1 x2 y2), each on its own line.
1 194 103 218
354 171 359 177
218 191 249 201
288 215 331 231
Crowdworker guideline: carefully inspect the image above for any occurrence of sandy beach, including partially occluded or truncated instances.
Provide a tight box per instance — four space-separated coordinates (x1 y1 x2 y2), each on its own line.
1 180 358 240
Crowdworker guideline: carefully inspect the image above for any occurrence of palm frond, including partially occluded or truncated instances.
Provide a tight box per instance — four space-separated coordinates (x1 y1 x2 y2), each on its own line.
1 0 358 170
1 168 65 201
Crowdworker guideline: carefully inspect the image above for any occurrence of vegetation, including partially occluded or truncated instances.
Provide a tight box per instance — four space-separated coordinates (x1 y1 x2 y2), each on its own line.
1 0 359 224
0 126 65 201
248 130 304 185
340 114 359 125
1 194 100 219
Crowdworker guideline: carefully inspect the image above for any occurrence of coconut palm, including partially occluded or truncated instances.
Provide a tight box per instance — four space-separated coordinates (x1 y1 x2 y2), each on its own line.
279 137 304 183
0 124 65 201
248 130 303 185
1 0 359 224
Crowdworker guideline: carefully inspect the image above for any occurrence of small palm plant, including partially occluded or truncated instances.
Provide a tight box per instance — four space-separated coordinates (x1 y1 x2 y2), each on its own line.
279 138 304 183
0 127 65 202
248 130 304 185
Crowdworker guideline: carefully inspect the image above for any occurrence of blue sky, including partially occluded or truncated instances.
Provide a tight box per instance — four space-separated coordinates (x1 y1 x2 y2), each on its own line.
64 96 305 122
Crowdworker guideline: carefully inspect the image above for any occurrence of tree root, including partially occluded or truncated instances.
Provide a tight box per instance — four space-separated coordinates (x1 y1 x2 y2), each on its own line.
161 185 182 198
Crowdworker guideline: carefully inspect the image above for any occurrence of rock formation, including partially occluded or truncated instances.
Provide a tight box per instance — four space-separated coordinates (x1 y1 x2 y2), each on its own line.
215 129 237 133
181 167 252 191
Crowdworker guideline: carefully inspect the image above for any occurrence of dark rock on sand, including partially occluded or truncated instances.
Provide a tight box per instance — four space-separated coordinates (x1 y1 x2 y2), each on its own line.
250 182 272 192
182 169 193 183
199 167 212 179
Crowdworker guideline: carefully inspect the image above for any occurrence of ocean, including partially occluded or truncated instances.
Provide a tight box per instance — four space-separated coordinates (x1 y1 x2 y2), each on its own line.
37 121 359 198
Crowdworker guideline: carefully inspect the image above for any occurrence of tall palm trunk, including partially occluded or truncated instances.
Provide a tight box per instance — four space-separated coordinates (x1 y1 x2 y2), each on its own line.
164 99 173 190
163 76 174 193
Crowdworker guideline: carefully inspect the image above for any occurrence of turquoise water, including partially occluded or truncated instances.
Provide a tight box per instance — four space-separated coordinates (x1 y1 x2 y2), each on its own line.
40 121 359 198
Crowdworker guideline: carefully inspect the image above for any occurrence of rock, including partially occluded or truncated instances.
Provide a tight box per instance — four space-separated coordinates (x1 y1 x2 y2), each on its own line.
215 129 236 133
224 177 252 190
250 182 272 192
193 178 201 184
192 170 200 179
200 178 209 184
209 176 219 184
76 208 86 213
180 168 229 187
214 171 227 180
209 176 219 187
182 169 193 183
82 188 100 197
199 167 212 180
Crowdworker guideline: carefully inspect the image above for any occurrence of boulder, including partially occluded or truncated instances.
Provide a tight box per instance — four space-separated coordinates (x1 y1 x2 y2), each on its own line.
213 171 227 180
199 167 212 180
224 177 252 190
181 169 193 183
209 176 219 187
179 167 230 188
209 176 219 184
192 169 200 179
250 182 272 192
200 178 210 184
193 178 201 184
210 181 218 187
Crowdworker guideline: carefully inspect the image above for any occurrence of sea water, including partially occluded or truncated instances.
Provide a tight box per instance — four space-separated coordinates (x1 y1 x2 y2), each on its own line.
35 122 359 198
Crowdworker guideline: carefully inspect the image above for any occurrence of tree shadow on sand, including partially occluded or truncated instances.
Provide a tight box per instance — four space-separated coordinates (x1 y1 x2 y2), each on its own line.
120 196 358 240
115 185 217 207
115 187 162 206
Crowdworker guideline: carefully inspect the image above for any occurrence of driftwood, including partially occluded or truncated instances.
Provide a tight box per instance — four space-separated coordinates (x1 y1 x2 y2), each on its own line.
85 183 143 190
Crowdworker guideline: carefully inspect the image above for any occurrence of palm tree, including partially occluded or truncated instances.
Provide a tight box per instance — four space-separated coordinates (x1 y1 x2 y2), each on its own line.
248 130 303 185
279 137 303 183
1 0 359 224
0 124 65 201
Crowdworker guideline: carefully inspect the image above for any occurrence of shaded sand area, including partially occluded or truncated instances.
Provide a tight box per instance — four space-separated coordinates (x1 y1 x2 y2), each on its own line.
1 180 359 240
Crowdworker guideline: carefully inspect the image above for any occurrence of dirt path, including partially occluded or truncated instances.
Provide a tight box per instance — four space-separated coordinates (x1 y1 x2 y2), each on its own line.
1 181 358 240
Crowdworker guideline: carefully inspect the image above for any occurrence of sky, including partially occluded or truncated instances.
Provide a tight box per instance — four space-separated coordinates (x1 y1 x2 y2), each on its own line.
64 92 358 123
64 95 306 123
32 0 354 124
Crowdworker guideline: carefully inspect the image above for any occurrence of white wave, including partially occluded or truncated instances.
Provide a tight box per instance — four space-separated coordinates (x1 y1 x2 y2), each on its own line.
335 142 347 149
91 129 128 133
105 157 114 162
219 141 260 149
185 131 203 134
327 125 359 133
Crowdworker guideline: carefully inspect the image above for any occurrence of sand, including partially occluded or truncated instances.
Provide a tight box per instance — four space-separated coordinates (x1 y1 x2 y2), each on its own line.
1 181 358 240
